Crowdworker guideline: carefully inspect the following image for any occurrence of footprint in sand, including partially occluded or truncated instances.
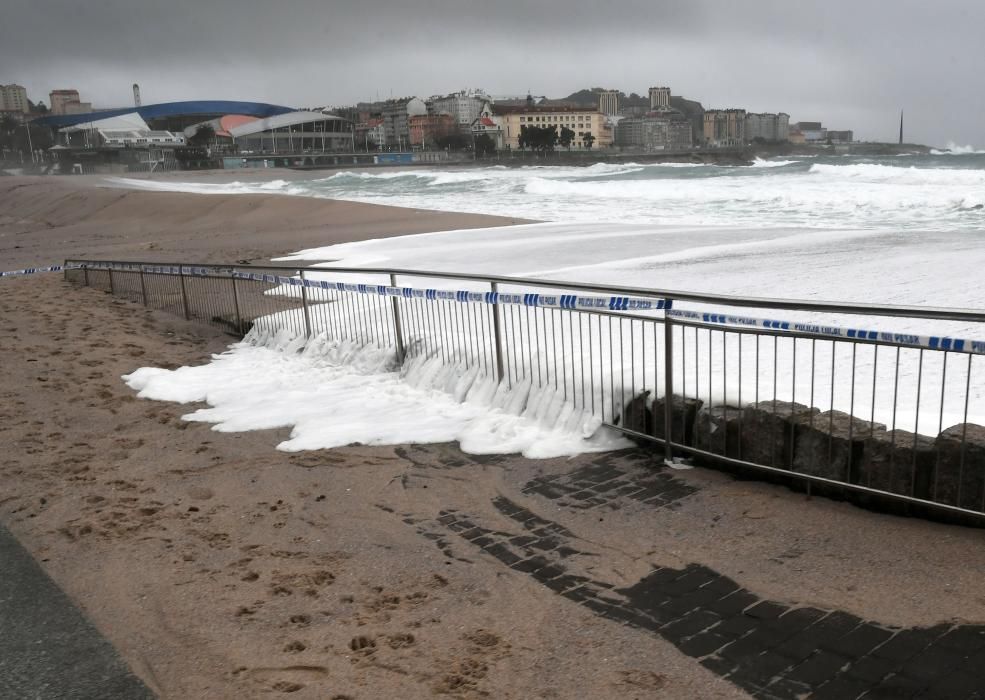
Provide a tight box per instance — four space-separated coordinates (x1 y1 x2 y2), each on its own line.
245 665 328 694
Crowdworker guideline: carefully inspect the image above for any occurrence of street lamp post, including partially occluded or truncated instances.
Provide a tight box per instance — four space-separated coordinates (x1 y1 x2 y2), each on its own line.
24 122 34 163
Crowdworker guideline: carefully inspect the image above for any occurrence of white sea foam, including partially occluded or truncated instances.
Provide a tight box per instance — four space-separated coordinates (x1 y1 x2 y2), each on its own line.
123 326 630 458
750 158 798 168
931 142 985 155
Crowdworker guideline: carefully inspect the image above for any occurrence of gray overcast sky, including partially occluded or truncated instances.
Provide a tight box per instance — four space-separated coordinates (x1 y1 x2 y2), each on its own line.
3 0 983 147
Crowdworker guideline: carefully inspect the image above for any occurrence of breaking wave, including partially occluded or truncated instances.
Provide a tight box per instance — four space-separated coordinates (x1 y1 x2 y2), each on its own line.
109 152 985 231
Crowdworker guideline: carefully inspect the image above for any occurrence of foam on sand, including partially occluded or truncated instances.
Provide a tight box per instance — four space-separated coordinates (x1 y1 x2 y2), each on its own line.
123 327 630 458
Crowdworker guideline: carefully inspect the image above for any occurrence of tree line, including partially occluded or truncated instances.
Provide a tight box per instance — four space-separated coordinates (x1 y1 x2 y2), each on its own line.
517 124 594 151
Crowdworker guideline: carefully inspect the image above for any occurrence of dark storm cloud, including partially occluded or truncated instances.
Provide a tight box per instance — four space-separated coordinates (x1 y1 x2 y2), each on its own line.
3 0 983 146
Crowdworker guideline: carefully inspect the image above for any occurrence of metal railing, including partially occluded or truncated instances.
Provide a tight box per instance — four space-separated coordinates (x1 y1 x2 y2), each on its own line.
64 258 985 521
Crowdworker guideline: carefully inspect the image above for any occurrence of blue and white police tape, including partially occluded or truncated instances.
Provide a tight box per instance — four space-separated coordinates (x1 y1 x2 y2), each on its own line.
76 262 672 311
69 262 985 355
0 265 64 278
227 271 672 312
667 308 985 355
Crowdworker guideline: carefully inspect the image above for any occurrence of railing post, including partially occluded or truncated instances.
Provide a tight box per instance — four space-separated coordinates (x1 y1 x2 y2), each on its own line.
83 265 89 288
299 269 312 338
178 265 190 320
230 272 243 336
663 302 675 465
390 273 406 362
491 281 505 382
139 265 148 306
107 266 115 296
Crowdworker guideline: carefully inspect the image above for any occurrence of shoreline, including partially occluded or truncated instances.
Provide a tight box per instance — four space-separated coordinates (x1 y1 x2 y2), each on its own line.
0 176 529 270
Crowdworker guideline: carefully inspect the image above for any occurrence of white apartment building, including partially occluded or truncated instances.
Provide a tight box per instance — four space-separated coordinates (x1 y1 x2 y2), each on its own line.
0 84 30 113
429 90 491 129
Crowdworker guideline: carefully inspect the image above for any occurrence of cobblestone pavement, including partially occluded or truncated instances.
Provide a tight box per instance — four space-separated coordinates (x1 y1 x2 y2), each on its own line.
395 456 985 700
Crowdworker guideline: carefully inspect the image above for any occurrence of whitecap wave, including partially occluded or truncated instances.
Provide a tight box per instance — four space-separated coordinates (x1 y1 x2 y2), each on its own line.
750 157 798 168
106 153 985 231
931 141 985 155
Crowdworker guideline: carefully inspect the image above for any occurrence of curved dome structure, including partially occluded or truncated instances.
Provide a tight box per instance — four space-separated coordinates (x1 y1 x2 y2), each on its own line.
229 111 353 154
34 100 295 130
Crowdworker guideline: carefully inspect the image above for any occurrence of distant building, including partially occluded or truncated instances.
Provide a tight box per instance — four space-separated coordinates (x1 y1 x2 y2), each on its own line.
490 94 547 107
63 101 94 115
789 121 826 142
826 130 854 144
470 111 505 150
649 87 671 109
490 105 612 150
229 111 353 153
703 109 746 146
616 114 691 150
429 90 490 131
0 84 30 114
598 90 619 116
793 121 822 131
381 97 427 150
51 112 185 173
745 112 790 142
409 113 456 147
355 118 385 150
49 89 82 115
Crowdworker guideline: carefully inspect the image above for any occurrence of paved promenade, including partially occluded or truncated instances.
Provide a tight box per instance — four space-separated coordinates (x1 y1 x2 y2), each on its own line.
0 524 153 700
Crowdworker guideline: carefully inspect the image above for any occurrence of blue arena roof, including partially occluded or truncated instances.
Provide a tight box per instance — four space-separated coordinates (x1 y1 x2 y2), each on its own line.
33 100 296 129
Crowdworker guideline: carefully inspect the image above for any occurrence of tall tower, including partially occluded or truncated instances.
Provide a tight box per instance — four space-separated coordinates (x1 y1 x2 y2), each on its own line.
598 90 619 116
649 87 671 109
133 83 142 108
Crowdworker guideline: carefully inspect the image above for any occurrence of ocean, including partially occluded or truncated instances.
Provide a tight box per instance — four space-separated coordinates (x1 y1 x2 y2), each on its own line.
120 151 985 231
117 151 985 444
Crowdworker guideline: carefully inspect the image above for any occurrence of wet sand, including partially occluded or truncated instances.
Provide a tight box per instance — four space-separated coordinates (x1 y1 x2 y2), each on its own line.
2 176 984 699
0 176 527 269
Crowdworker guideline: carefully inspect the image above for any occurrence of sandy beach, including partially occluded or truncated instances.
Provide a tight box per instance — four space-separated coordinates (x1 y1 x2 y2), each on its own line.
2 175 985 699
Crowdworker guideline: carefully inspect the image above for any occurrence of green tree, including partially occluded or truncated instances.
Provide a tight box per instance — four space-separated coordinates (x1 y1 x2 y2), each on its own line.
0 114 17 151
0 114 18 136
189 123 216 146
474 133 495 156
518 124 529 150
436 133 471 151
583 132 596 149
520 125 558 151
559 126 575 150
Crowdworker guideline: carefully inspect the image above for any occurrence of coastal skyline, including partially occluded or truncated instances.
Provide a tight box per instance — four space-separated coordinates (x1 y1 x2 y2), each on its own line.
2 0 983 148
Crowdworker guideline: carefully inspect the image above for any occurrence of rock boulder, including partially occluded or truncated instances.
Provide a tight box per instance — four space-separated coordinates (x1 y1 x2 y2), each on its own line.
934 424 985 511
740 401 818 469
793 410 884 483
857 429 936 500
694 406 743 459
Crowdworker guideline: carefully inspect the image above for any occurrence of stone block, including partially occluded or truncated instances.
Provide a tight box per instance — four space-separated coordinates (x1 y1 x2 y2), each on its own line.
652 394 703 447
694 406 743 458
857 429 936 499
792 410 884 483
620 390 653 438
934 424 985 510
740 400 818 469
